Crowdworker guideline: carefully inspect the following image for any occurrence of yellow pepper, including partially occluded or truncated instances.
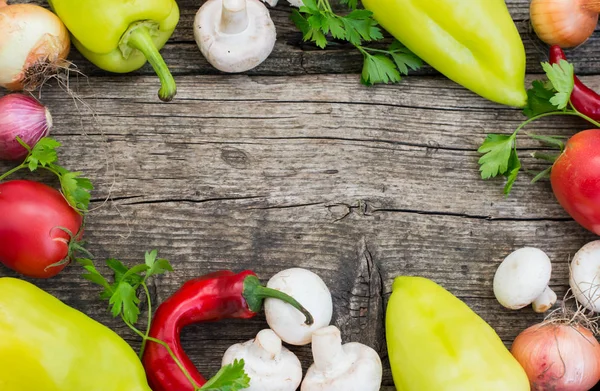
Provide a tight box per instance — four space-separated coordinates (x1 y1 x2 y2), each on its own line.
48 0 180 102
362 0 528 108
386 276 529 391
0 277 151 391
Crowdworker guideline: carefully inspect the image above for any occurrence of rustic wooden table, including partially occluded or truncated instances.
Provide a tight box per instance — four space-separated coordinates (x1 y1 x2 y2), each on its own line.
3 0 600 389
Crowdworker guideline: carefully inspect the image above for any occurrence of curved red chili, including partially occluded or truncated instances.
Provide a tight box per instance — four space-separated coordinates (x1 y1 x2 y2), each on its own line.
141 270 313 391
549 46 600 122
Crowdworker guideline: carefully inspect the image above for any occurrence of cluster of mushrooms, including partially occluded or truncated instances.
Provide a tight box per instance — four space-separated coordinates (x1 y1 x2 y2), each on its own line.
194 0 299 73
222 268 383 391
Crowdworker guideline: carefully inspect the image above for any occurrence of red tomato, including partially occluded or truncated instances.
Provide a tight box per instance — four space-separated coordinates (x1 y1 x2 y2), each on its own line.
551 129 600 235
0 180 83 278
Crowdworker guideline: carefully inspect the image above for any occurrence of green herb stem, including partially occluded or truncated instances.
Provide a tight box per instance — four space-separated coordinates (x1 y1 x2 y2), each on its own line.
123 317 201 391
138 282 153 359
0 164 25 182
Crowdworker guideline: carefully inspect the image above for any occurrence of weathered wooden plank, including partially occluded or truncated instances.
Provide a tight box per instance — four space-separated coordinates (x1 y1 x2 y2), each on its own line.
19 0 600 77
12 74 591 220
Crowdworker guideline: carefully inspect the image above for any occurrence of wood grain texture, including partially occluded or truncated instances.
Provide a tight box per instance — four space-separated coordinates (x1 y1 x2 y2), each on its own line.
3 0 600 389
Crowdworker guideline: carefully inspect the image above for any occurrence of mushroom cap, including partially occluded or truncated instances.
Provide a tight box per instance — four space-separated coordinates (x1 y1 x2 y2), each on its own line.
194 0 276 73
301 342 382 391
264 268 333 346
222 329 302 391
493 247 552 310
570 240 600 312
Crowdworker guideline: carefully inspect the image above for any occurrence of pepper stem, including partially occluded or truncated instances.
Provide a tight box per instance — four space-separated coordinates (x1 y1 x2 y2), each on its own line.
243 275 314 325
127 26 177 102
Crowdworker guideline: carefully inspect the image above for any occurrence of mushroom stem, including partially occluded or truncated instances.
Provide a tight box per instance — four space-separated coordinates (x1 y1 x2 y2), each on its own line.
220 0 249 35
312 326 347 373
532 286 558 313
250 329 282 360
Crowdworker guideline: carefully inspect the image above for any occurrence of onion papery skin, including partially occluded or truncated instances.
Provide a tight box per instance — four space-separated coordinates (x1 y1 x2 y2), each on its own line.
511 323 600 391
0 3 70 91
530 0 600 48
0 94 52 160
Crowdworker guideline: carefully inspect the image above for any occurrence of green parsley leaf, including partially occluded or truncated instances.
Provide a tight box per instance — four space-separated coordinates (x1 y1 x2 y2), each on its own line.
342 10 379 45
389 41 423 75
541 60 574 109
340 0 358 10
503 149 521 195
361 54 401 86
145 250 174 277
289 0 420 86
523 80 558 118
299 0 318 11
27 138 60 170
59 171 94 212
78 259 112 294
200 359 251 391
528 134 566 151
110 281 141 324
290 10 311 36
323 16 346 40
477 134 516 179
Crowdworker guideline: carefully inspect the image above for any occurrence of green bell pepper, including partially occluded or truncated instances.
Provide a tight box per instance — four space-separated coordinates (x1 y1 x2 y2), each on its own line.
386 276 529 391
362 0 527 108
48 0 180 102
0 277 151 391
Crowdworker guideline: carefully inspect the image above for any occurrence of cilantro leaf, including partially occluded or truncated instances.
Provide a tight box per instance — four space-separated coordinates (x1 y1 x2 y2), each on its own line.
477 134 515 179
541 60 574 109
523 80 558 118
200 360 250 391
361 54 401 86
110 282 141 324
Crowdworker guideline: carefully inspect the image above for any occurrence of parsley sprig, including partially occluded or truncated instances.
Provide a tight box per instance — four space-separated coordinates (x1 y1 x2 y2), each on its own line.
0 137 93 212
291 0 422 85
78 251 250 391
477 60 600 195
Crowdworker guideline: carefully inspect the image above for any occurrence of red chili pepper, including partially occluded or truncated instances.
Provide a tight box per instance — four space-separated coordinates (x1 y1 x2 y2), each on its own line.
549 45 600 122
141 270 314 391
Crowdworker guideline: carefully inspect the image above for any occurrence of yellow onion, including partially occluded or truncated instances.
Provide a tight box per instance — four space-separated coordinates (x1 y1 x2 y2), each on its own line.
511 322 600 391
530 0 600 48
0 1 70 91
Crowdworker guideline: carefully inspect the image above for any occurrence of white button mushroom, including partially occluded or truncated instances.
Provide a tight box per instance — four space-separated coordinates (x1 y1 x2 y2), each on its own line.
301 325 382 391
221 329 302 391
264 268 333 346
493 247 557 313
194 0 276 73
570 240 600 312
